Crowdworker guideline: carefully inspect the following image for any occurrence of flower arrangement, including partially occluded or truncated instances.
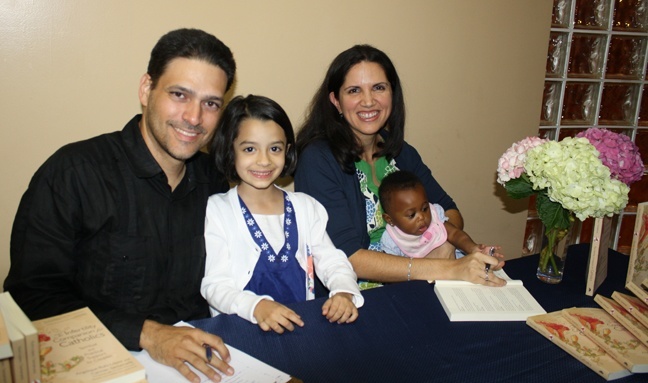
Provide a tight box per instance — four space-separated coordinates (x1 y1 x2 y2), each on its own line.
497 128 643 282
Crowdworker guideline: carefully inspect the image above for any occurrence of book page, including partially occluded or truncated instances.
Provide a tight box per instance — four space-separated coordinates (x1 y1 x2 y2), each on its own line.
133 321 291 383
133 345 291 383
435 268 522 286
434 283 545 321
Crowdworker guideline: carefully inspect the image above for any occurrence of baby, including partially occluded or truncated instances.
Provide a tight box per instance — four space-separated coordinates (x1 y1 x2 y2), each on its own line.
379 170 500 259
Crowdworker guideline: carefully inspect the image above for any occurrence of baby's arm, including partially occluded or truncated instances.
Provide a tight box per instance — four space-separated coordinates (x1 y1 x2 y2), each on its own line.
253 300 304 334
322 293 359 324
444 221 481 254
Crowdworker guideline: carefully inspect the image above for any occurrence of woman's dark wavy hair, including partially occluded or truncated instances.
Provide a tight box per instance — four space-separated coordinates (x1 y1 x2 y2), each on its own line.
296 44 405 173
210 95 297 183
147 28 236 91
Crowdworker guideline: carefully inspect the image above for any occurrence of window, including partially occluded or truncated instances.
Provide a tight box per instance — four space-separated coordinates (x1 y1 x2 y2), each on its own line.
523 0 648 255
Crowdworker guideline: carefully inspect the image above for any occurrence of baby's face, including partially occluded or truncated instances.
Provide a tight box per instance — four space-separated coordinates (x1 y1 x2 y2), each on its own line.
385 185 432 236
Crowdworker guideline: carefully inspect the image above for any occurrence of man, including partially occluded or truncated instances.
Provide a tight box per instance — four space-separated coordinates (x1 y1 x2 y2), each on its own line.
5 28 236 382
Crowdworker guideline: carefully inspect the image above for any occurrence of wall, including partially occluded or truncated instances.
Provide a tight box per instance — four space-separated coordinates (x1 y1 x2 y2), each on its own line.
0 0 553 287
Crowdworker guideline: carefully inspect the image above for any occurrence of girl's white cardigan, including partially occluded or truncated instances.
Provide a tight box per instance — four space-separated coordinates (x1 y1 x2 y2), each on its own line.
201 186 364 323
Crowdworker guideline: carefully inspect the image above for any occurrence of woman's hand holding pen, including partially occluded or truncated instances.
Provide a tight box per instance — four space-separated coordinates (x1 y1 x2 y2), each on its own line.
451 251 507 287
477 244 505 270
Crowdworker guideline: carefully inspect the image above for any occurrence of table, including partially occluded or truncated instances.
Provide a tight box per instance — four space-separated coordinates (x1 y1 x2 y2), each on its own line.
192 244 645 382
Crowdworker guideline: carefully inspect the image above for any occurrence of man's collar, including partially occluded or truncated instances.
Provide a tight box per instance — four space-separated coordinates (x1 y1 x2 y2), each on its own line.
120 114 210 184
121 115 163 178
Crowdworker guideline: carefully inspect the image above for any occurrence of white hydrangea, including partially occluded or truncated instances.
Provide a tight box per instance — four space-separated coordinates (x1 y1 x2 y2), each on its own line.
525 137 629 221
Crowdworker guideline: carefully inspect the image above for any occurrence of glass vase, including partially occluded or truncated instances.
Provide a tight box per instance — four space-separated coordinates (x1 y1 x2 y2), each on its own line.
536 221 576 284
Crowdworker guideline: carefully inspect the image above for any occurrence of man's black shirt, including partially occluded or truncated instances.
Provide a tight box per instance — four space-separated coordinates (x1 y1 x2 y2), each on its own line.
5 115 228 349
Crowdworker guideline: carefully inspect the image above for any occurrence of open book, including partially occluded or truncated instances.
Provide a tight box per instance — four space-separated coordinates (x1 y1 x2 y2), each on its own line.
434 269 546 321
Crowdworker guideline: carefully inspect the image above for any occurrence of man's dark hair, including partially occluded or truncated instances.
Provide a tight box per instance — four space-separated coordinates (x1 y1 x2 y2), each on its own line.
379 170 423 214
147 28 236 90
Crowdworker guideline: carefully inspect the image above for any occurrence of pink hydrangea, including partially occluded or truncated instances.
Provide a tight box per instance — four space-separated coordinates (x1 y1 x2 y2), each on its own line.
576 128 643 186
497 136 548 185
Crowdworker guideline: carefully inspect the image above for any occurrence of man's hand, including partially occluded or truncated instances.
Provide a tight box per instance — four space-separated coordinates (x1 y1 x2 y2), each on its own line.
140 320 234 383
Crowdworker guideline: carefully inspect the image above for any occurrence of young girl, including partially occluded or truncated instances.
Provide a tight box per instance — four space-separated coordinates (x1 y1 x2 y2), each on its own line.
201 95 364 334
379 171 503 263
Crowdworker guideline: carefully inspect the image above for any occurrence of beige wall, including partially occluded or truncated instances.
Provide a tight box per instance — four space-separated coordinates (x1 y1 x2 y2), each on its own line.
0 0 552 287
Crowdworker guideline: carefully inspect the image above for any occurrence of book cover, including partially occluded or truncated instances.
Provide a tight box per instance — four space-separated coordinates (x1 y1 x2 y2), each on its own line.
0 309 13 359
612 291 648 329
0 291 41 383
32 307 145 383
434 268 546 321
596 294 648 348
586 216 612 296
3 314 29 383
562 307 648 373
627 202 648 304
527 311 631 380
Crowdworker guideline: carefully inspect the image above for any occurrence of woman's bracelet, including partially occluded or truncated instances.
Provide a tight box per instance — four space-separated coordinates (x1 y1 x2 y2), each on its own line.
407 257 413 281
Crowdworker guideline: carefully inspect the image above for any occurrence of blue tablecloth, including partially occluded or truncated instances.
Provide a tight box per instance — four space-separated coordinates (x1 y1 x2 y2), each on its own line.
192 244 644 382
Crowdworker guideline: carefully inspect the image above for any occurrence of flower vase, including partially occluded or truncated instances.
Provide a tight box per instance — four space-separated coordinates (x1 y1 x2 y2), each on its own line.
536 222 575 284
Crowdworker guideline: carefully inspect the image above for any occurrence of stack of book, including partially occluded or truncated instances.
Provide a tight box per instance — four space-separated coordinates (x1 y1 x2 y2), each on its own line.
0 292 146 383
527 290 648 381
527 204 648 381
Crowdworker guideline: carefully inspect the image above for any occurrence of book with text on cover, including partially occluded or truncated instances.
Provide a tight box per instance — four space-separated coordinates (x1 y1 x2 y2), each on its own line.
32 307 145 383
595 294 648 348
433 268 546 321
527 311 631 380
562 307 648 373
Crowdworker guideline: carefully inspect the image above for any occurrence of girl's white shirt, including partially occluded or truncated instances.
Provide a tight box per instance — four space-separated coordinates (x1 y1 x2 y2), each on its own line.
201 185 364 323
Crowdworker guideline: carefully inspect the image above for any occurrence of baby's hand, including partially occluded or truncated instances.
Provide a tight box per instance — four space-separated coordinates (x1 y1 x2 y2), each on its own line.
253 300 304 334
477 244 505 270
322 293 358 324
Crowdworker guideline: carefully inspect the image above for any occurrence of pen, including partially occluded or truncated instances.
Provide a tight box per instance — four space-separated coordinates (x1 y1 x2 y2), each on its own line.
203 343 212 362
484 247 495 273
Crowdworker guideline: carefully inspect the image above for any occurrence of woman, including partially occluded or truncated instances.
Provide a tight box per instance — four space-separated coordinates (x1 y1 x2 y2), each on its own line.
294 44 504 289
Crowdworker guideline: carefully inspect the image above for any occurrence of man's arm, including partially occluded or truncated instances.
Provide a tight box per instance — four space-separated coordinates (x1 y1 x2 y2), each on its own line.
5 162 92 319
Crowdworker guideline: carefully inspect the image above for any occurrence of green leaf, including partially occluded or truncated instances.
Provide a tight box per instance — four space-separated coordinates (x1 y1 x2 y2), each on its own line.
536 193 572 230
504 176 535 199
